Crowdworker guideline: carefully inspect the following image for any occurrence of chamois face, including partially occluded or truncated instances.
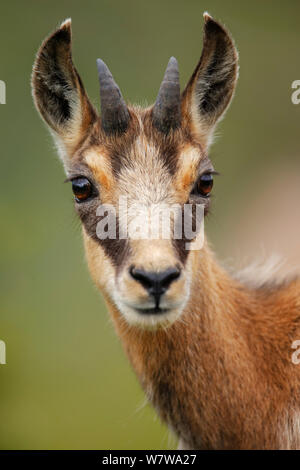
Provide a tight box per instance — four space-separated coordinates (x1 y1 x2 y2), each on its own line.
73 113 214 327
32 14 238 328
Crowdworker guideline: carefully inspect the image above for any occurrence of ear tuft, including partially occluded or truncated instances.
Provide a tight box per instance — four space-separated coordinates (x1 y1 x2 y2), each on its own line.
203 13 233 42
60 18 72 29
203 11 213 22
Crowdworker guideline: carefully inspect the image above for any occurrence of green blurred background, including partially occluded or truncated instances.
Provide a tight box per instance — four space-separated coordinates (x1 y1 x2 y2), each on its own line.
1 0 300 449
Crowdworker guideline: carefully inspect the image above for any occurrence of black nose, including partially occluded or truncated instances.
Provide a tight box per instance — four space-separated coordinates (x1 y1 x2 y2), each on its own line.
129 266 181 308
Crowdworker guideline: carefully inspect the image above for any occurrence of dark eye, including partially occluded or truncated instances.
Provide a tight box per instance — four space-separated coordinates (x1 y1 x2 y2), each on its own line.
191 173 214 197
71 177 94 202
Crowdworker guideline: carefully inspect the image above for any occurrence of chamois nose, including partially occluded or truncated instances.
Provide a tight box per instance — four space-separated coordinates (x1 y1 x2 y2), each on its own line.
129 266 181 306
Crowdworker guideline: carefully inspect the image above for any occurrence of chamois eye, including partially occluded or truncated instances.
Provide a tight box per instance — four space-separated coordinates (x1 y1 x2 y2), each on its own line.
192 173 214 197
71 177 93 202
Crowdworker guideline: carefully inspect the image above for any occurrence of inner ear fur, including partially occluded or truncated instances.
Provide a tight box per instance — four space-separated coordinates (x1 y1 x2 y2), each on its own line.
182 14 239 147
32 19 97 153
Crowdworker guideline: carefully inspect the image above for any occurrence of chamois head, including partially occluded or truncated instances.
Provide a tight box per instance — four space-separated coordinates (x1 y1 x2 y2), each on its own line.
32 14 238 328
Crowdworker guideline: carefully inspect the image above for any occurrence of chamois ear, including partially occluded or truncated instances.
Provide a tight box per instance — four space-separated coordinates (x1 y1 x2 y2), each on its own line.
32 19 98 157
182 13 238 148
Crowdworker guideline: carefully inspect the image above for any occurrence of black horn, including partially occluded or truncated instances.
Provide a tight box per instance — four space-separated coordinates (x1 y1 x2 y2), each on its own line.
97 59 130 135
152 57 181 134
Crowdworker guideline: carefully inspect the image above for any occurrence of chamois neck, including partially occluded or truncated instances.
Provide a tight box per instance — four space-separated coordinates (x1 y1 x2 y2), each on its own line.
104 241 300 448
105 242 252 447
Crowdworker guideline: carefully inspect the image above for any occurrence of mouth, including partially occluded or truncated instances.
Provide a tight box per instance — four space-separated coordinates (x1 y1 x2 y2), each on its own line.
134 306 170 315
114 298 186 329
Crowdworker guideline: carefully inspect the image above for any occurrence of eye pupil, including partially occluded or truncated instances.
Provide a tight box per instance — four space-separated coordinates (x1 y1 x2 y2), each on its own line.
192 173 214 197
71 177 93 202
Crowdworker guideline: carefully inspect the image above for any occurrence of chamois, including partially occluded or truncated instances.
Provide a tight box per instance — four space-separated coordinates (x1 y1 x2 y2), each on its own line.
32 14 300 449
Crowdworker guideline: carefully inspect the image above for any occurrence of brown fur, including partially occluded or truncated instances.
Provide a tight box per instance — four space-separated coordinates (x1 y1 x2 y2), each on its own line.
32 14 300 449
86 238 300 449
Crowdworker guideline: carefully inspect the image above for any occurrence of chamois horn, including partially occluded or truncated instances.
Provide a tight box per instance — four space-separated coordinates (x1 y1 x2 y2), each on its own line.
152 57 181 133
97 59 130 135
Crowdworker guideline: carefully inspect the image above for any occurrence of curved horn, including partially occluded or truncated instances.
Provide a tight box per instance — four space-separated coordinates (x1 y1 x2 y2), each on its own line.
152 57 181 134
97 59 129 135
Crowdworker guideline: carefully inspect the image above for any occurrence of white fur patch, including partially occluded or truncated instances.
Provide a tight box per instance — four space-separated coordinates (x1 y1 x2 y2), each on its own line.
231 253 298 289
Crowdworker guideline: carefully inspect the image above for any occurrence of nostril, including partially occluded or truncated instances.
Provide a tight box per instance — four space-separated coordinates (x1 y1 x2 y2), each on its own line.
129 266 181 294
160 267 181 289
129 266 154 290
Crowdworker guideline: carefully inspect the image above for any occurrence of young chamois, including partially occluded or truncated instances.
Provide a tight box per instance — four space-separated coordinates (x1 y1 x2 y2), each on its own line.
32 13 300 450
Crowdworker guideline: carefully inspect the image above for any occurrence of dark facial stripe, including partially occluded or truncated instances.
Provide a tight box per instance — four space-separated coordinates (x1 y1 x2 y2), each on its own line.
102 110 141 177
77 201 130 267
172 196 210 264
